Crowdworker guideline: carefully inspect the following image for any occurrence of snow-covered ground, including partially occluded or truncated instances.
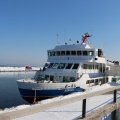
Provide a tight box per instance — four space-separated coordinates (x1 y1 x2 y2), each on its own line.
0 83 120 120
0 67 42 71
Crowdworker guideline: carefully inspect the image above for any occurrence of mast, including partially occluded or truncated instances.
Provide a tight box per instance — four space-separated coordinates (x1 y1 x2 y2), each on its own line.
82 33 92 44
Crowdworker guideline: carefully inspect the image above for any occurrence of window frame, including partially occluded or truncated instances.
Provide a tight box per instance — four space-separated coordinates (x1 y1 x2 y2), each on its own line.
71 51 76 55
65 63 73 69
72 63 79 69
83 51 88 56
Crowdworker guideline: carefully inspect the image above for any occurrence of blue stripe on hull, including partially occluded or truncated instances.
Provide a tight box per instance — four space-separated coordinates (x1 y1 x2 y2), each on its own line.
19 87 84 98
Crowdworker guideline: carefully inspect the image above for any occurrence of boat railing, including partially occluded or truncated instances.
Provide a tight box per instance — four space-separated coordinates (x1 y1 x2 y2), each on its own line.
89 73 106 78
17 73 29 80
48 56 93 61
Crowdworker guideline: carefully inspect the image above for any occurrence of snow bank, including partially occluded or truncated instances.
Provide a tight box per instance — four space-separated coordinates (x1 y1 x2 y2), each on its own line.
0 67 42 72
3 105 31 113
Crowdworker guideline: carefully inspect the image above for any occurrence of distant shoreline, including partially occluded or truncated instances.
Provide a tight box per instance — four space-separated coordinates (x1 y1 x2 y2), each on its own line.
0 67 42 72
0 70 38 72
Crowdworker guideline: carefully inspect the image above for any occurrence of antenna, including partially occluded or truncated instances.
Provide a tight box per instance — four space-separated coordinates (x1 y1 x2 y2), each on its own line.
69 38 72 44
57 34 60 45
64 28 66 43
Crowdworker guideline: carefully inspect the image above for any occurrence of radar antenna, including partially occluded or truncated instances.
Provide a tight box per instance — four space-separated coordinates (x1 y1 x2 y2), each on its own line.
82 32 92 44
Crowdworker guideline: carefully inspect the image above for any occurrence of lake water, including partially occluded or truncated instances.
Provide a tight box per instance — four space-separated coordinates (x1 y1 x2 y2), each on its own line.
0 72 36 109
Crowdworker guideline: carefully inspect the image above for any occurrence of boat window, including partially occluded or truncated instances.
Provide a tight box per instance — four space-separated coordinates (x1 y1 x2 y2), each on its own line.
112 78 117 82
52 63 59 69
63 76 69 82
71 51 76 55
58 63 66 69
77 51 81 55
66 51 70 55
56 51 60 56
72 64 79 69
44 63 49 68
61 51 65 55
91 80 94 83
95 64 99 69
106 78 108 83
50 51 55 56
48 63 54 68
92 65 95 69
83 51 88 56
48 52 51 56
86 80 90 84
70 77 75 82
59 76 62 82
63 76 67 82
88 64 92 69
50 75 54 81
65 63 73 69
95 79 99 85
36 75 45 81
102 78 105 84
98 49 103 57
89 51 94 56
83 64 88 69
45 75 49 80
106 67 109 70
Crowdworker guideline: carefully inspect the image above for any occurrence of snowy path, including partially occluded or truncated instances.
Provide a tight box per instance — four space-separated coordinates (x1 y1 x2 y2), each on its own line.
14 94 117 120
0 67 40 71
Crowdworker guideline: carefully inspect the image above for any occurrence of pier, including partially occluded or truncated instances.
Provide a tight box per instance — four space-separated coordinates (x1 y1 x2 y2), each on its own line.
0 84 120 120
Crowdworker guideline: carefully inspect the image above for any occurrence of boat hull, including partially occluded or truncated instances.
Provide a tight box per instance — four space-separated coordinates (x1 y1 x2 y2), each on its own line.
22 96 54 103
18 87 84 103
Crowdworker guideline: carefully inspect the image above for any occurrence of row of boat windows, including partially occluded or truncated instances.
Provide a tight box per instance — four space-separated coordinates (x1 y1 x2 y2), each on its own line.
48 63 79 69
86 78 108 85
48 51 94 56
112 77 120 82
82 64 105 70
36 75 76 83
46 63 106 70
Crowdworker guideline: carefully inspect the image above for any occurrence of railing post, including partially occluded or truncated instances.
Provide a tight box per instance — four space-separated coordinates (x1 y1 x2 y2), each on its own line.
112 90 118 120
82 99 86 118
114 90 116 103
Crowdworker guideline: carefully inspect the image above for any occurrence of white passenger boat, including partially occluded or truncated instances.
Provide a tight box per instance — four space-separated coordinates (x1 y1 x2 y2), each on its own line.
17 33 119 103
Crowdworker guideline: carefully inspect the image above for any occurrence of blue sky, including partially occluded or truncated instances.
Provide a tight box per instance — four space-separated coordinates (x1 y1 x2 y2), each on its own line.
0 0 120 66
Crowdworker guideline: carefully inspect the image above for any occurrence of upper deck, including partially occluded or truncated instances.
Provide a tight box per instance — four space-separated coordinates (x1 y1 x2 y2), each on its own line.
46 33 106 64
47 43 106 64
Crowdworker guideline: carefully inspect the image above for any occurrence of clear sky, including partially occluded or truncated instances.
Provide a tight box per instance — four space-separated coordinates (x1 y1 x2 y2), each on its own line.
0 0 120 66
